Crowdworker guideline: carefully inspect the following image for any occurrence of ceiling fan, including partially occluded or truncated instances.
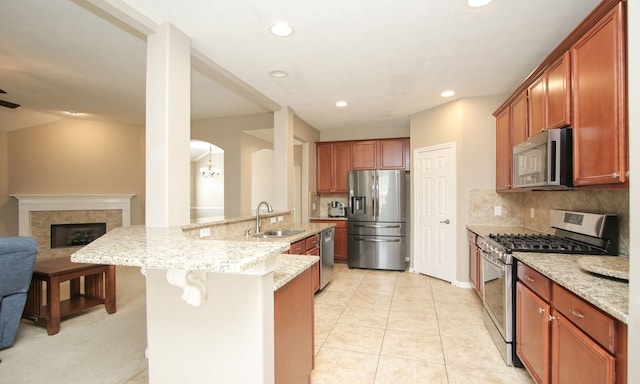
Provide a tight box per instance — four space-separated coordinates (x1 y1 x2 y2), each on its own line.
0 88 20 109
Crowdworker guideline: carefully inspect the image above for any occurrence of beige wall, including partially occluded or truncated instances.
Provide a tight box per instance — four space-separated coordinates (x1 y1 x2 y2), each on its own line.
319 124 409 142
410 95 505 283
0 119 145 236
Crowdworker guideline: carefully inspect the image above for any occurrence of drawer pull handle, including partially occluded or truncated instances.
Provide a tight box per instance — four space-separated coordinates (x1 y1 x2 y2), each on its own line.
524 275 535 282
538 307 545 314
569 308 585 319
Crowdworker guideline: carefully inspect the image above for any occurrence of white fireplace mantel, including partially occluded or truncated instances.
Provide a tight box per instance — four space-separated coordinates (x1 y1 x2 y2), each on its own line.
11 194 135 236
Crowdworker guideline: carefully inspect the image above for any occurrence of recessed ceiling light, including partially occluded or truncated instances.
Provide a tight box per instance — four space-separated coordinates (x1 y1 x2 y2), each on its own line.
67 111 81 116
270 22 294 37
441 90 455 97
335 101 348 108
270 70 288 78
467 0 494 8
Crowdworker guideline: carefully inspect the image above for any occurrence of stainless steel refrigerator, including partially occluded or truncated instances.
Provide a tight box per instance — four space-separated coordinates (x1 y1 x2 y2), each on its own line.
347 169 407 271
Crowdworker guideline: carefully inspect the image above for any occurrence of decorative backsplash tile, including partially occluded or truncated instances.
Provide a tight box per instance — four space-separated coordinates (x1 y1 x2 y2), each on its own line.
468 188 630 255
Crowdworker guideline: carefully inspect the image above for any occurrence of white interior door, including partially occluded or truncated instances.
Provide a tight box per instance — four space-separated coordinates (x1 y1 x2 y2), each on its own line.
414 143 456 282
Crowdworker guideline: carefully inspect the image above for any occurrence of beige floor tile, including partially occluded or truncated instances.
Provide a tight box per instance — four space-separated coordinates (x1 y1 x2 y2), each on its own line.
387 310 440 335
374 355 448 384
391 294 437 315
441 334 515 375
324 323 386 354
437 313 492 343
337 304 390 329
310 347 379 384
314 286 354 307
381 329 445 365
446 365 534 384
350 290 393 310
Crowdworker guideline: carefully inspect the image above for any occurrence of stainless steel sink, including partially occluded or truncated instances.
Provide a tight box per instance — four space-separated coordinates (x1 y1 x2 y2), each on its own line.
253 229 305 238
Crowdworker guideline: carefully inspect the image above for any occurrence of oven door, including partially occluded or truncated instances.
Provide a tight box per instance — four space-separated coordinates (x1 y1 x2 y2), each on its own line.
481 251 512 342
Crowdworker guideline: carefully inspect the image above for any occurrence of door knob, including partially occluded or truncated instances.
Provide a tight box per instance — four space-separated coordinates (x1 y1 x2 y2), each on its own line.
440 219 451 224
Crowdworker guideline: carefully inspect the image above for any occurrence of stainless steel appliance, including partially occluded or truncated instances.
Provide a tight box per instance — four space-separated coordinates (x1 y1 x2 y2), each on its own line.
328 201 346 217
512 128 573 190
319 227 335 290
347 169 406 271
478 209 618 366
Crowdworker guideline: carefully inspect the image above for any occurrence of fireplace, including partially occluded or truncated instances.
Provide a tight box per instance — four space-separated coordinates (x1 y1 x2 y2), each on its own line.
50 222 107 249
11 194 134 259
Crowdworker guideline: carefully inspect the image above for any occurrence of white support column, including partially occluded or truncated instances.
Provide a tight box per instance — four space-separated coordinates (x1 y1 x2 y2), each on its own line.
145 23 191 227
273 107 295 213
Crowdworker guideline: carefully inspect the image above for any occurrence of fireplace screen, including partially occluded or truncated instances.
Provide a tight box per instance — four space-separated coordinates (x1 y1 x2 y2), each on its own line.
50 223 107 249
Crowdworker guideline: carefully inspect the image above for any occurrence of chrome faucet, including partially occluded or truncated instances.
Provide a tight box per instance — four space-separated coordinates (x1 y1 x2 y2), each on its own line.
255 201 273 234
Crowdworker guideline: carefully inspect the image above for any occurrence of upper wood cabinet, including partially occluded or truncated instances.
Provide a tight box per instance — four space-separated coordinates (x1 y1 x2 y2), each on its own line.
511 91 529 145
351 138 409 171
545 52 572 130
316 142 350 193
495 108 512 191
528 52 572 136
571 3 627 187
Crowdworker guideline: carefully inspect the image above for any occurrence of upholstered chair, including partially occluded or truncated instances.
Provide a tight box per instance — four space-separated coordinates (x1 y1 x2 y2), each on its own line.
0 236 38 355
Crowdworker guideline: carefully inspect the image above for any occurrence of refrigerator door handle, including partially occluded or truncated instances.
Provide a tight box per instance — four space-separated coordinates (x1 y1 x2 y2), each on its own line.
352 237 401 243
353 224 401 229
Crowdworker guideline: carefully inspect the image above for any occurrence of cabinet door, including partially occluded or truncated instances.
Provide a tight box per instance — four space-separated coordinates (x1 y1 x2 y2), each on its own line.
379 139 409 170
546 52 571 129
516 282 551 384
571 3 627 186
551 311 615 384
333 142 351 192
528 77 545 136
316 143 334 193
350 141 377 170
468 242 480 297
495 108 512 191
511 91 528 145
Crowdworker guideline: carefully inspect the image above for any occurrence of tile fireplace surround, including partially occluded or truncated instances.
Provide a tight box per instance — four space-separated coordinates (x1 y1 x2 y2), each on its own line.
11 194 134 260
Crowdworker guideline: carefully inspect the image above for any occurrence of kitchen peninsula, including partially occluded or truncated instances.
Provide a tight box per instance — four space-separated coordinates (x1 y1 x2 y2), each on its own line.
71 221 331 383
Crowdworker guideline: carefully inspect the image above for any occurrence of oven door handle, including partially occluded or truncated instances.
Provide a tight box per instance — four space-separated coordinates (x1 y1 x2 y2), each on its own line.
481 251 507 271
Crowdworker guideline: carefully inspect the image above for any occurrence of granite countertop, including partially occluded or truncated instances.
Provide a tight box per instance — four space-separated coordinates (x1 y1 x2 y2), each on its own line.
71 225 289 273
465 225 629 324
72 222 332 291
310 216 348 221
273 254 319 290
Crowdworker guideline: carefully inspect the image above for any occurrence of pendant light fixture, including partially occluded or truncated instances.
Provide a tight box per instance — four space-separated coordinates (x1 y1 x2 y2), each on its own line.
200 145 221 177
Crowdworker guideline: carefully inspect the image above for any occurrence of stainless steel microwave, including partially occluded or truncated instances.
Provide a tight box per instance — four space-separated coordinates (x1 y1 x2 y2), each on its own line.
512 128 573 189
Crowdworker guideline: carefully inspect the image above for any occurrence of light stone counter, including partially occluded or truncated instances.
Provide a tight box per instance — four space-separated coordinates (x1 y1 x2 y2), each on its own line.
71 225 289 273
465 225 628 324
273 255 319 290
514 253 628 324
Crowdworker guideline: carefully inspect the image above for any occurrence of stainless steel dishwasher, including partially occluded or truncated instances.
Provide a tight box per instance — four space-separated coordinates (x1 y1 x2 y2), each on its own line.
319 227 334 290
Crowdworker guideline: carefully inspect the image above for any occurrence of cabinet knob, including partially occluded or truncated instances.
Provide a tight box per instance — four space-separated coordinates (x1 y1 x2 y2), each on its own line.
611 172 620 179
548 314 556 321
538 307 546 314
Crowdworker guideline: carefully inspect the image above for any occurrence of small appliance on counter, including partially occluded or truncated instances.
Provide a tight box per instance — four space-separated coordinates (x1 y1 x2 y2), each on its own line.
328 201 346 217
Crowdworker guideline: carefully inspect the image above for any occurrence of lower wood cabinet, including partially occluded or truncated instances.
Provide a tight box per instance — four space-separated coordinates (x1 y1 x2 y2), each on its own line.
289 233 321 292
467 230 481 298
516 262 626 384
274 266 314 384
310 219 347 263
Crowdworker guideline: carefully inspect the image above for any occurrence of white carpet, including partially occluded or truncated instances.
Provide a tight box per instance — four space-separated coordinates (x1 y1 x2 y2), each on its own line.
0 266 148 384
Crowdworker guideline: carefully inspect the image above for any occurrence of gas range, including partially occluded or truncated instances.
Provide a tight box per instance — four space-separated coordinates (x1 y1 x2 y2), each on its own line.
478 209 618 265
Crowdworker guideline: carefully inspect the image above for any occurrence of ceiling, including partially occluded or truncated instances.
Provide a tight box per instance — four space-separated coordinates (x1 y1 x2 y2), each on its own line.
0 0 601 133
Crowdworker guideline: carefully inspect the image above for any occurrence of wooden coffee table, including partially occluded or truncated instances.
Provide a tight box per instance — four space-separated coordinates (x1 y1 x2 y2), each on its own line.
23 257 116 335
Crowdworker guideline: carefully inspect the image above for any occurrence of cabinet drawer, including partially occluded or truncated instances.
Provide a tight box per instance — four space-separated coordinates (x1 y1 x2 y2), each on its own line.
518 263 551 301
290 239 306 254
552 283 616 354
305 234 319 250
305 247 319 256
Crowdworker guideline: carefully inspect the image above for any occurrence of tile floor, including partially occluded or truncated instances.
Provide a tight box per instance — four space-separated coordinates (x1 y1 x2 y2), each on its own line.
126 263 534 384
310 263 534 384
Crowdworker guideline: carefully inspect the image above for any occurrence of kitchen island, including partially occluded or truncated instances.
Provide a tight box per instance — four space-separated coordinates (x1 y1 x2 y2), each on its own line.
71 223 327 384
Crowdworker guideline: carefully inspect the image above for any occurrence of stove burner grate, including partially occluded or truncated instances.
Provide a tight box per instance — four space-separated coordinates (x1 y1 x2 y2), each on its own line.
488 233 604 254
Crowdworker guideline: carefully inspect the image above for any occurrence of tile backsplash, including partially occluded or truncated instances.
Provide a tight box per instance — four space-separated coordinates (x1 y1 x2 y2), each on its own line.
468 188 629 255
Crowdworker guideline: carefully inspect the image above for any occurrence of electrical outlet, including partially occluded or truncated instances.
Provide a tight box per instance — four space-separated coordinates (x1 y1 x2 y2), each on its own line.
530 208 535 218
199 228 211 238
494 206 502 216
278 216 283 222
312 203 316 210
270 217 276 224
